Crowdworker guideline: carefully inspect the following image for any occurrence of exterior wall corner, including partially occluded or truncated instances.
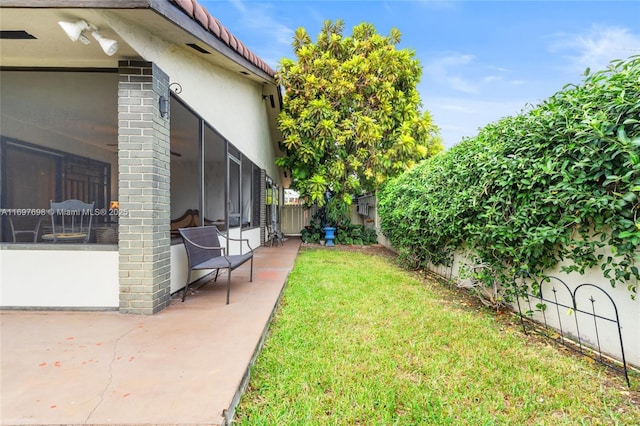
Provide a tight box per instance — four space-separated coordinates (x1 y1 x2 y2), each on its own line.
117 60 171 314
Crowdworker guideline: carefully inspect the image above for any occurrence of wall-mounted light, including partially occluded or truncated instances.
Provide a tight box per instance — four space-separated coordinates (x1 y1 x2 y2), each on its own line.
58 19 119 56
159 95 169 118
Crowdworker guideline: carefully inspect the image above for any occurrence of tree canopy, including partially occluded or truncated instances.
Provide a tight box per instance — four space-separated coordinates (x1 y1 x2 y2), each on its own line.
275 20 443 211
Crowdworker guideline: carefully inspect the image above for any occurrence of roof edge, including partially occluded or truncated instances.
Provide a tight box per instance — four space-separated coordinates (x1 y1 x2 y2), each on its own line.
1 0 276 79
167 0 275 78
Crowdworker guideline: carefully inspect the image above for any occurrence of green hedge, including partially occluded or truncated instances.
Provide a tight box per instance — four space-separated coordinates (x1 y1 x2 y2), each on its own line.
378 56 640 298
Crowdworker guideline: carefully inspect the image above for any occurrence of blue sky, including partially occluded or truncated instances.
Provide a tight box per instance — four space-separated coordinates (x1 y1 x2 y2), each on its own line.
199 0 640 149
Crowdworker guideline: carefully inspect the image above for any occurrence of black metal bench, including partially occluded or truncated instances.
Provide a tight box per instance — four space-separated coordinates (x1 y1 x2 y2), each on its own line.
178 226 254 304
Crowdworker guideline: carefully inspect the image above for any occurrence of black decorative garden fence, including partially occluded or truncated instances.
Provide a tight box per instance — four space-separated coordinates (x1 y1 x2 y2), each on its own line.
514 275 630 387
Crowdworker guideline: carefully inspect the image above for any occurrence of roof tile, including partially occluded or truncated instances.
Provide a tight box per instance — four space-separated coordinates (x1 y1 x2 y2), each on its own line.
208 16 221 38
229 34 238 50
170 0 275 77
219 26 230 45
173 0 194 18
193 3 209 28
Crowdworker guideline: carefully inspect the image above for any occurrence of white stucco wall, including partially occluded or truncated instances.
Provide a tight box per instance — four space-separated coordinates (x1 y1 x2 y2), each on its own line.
447 251 640 368
105 13 282 183
0 246 119 309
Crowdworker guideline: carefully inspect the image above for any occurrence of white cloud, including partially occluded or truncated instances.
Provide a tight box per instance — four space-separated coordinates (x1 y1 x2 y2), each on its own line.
439 54 475 66
440 103 474 113
228 0 246 14
419 53 537 148
550 25 640 73
424 53 481 94
482 75 503 84
423 96 530 149
447 75 480 94
414 0 459 10
424 53 514 95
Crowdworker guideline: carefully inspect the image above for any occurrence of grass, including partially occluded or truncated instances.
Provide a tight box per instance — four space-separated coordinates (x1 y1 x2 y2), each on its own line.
235 247 640 425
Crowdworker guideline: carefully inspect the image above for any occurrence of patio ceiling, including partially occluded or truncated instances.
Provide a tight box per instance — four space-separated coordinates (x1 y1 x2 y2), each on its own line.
0 3 274 81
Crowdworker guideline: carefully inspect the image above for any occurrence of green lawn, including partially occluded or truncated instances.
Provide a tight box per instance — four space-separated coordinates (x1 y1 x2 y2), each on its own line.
235 248 640 425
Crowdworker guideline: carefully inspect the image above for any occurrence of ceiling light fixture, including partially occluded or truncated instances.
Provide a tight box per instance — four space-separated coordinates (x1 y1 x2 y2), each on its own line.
58 20 90 44
91 31 119 56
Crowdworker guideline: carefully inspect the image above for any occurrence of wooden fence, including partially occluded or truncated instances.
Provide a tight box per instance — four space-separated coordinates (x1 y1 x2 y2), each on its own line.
280 194 377 235
280 205 317 235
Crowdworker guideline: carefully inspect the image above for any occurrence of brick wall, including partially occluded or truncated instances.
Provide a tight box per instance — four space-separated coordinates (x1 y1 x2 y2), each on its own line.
260 169 266 244
117 60 171 314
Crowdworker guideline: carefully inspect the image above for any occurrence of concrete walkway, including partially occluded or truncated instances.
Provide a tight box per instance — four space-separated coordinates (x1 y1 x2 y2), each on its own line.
1 238 301 426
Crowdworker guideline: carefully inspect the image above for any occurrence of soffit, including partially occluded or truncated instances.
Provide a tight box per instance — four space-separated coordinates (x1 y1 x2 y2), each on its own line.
0 4 274 84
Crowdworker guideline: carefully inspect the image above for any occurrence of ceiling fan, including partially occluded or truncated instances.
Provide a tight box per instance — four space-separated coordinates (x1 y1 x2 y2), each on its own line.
107 144 182 157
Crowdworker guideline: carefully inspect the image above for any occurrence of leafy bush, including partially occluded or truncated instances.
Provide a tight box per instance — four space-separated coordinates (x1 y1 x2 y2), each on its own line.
362 227 378 245
301 222 323 244
378 56 640 299
301 223 378 246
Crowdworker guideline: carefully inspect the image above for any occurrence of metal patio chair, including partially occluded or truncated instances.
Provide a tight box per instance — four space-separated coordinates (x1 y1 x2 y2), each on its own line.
42 199 94 243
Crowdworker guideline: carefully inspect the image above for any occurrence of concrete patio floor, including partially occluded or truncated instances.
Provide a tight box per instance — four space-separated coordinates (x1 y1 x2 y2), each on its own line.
1 238 301 426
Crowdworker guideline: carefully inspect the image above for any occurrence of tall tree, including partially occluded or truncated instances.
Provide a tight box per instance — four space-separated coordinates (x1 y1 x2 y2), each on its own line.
276 20 443 214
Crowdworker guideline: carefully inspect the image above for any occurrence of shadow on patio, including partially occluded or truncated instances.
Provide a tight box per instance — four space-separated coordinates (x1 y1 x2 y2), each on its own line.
0 238 301 426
